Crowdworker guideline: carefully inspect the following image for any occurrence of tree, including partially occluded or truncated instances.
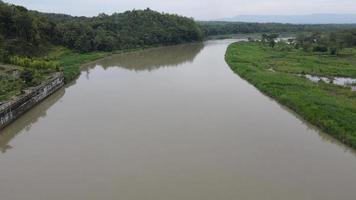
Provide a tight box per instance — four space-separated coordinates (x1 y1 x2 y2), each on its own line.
262 33 279 48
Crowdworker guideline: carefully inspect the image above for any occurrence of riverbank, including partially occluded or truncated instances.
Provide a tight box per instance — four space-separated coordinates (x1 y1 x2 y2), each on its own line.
0 73 64 129
225 42 356 148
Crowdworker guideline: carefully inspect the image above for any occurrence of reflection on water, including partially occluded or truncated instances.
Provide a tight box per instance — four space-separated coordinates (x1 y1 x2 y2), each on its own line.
92 43 204 72
0 88 65 153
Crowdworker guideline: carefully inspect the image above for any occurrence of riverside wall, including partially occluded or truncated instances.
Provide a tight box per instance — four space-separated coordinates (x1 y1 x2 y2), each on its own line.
0 73 64 130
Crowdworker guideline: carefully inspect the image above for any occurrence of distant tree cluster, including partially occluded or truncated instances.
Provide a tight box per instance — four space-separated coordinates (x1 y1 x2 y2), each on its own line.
261 33 279 48
200 21 356 36
291 30 356 55
0 2 204 62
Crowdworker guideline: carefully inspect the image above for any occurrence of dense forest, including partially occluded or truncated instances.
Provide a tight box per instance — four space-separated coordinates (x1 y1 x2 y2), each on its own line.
200 21 356 36
0 1 204 61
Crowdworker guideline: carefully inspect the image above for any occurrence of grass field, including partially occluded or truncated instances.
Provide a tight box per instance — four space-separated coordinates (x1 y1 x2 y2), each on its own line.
225 42 356 148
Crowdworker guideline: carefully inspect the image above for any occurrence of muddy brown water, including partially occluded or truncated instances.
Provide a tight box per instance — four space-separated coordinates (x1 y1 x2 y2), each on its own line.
1 40 356 200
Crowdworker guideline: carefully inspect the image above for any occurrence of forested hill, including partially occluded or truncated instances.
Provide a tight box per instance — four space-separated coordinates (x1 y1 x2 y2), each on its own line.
0 1 204 60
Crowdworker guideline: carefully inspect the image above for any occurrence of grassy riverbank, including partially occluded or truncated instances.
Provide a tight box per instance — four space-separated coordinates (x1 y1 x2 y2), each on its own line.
225 42 356 148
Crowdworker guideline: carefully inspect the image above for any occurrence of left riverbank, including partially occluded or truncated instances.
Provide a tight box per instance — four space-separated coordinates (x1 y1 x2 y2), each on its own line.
0 73 64 129
0 42 202 129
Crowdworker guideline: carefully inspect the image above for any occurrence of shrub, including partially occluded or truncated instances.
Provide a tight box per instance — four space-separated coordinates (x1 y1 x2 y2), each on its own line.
313 46 328 52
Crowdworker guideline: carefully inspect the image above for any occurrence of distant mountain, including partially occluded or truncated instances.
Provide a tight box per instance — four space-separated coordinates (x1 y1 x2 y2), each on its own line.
219 14 356 24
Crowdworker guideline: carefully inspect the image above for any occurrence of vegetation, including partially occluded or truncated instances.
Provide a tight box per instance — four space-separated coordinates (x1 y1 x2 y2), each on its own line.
200 21 356 36
0 64 21 101
292 30 356 55
225 41 356 148
0 56 60 101
261 33 279 47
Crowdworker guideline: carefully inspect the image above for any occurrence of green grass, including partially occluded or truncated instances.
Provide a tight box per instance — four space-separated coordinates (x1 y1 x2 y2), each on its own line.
225 42 356 149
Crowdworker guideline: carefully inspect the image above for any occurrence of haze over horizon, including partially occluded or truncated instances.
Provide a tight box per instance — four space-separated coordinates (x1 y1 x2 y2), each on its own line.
4 0 356 20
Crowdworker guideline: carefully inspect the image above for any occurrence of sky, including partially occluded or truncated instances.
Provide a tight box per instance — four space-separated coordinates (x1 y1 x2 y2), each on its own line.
5 0 356 20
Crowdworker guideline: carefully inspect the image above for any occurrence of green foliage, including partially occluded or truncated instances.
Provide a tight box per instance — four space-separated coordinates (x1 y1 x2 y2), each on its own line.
20 68 34 86
0 55 60 101
262 33 279 48
0 2 57 59
54 9 204 52
0 79 21 101
226 42 356 148
9 56 60 71
200 21 356 36
294 30 356 55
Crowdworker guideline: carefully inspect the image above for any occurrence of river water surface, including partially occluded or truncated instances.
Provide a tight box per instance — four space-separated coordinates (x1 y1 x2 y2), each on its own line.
1 40 356 200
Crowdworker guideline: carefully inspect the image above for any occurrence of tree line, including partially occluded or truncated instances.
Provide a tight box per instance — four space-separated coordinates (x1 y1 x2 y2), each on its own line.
292 30 356 55
256 30 356 56
200 21 356 36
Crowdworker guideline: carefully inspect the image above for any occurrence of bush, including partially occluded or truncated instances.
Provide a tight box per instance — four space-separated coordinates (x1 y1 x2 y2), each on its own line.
313 46 328 52
330 47 338 55
20 69 34 86
9 56 60 72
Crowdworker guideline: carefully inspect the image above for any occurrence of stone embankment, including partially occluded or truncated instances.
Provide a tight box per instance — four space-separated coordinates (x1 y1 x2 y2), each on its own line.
0 73 64 129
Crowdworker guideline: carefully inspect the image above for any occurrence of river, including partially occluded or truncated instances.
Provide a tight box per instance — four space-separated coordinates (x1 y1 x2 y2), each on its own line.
1 39 356 200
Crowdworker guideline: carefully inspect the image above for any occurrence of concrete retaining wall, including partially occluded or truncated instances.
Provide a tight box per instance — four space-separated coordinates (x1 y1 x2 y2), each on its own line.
0 73 64 130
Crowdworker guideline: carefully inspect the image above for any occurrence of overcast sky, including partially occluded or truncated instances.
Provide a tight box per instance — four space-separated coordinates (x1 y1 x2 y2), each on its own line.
5 0 356 20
